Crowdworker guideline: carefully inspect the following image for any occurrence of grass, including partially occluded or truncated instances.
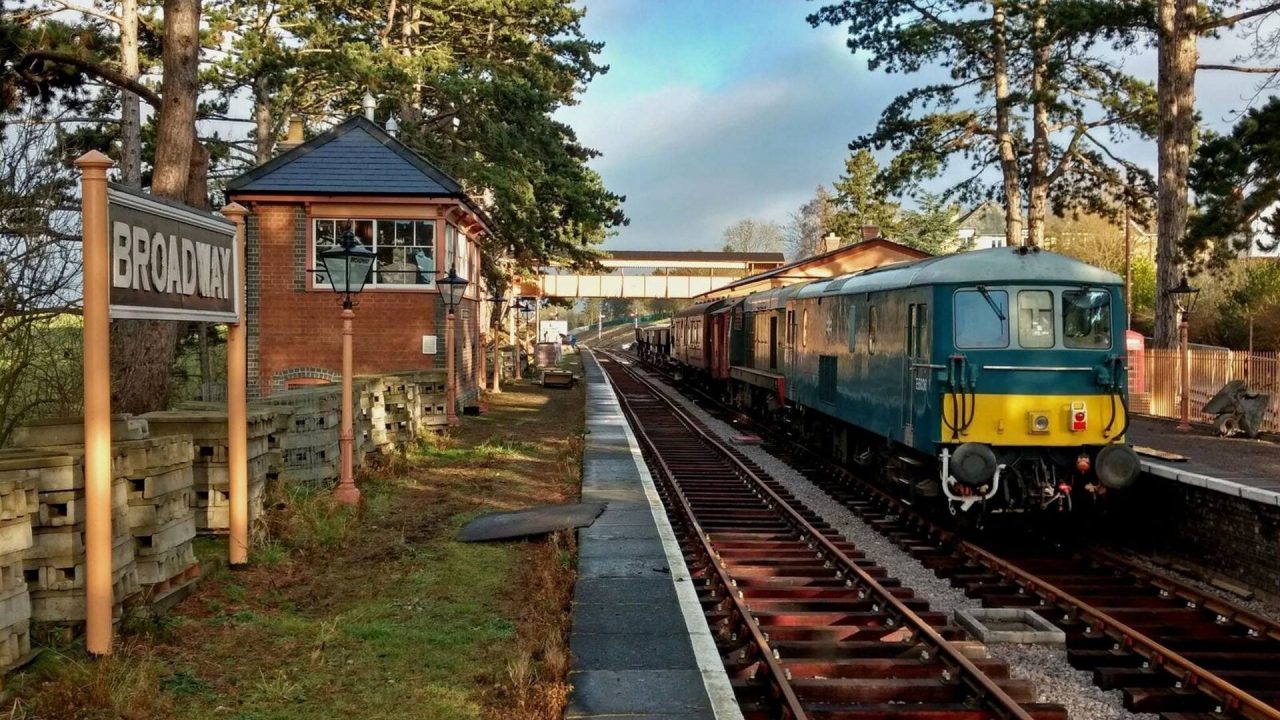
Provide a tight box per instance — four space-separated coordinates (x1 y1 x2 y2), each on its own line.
6 352 587 720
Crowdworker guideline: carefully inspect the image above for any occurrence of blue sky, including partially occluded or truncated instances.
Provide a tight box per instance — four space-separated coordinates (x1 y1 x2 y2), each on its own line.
557 1 1273 252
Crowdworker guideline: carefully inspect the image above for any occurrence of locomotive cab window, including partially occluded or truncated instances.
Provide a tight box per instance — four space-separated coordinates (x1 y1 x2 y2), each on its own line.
1063 288 1112 349
1017 290 1054 348
954 288 1009 349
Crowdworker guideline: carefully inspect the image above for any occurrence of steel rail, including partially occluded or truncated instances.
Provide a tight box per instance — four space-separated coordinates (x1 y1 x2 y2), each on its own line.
957 540 1280 720
597 351 1039 720
603 361 809 720
847 474 1280 720
618 346 1280 720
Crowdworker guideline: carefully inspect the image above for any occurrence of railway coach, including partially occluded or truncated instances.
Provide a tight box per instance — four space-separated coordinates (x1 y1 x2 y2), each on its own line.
725 246 1141 517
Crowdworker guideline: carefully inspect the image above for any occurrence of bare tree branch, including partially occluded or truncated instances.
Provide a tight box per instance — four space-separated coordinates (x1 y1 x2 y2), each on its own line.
1197 63 1280 73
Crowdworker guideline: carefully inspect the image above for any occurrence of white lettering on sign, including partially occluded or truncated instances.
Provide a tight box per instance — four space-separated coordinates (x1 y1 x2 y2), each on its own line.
110 220 232 301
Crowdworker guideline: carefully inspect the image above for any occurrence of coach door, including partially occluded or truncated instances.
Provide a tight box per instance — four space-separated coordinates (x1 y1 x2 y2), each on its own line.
769 316 779 370
904 303 930 446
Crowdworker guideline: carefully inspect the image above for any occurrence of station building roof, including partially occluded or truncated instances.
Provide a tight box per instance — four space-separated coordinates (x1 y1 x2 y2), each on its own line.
226 116 491 231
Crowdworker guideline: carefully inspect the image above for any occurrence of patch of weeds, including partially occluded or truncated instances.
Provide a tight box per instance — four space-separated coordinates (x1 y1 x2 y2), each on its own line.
222 582 247 603
278 484 359 552
249 669 304 705
162 668 212 698
250 541 289 567
120 606 178 640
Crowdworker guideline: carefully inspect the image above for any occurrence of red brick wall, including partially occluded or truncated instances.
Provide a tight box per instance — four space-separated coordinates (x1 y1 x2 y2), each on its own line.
244 201 480 400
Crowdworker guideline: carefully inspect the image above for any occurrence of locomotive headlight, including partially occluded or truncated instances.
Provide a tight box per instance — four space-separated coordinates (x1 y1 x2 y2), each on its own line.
1027 411 1051 434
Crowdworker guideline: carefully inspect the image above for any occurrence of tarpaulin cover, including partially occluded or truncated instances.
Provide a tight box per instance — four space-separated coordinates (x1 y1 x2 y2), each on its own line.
457 502 606 542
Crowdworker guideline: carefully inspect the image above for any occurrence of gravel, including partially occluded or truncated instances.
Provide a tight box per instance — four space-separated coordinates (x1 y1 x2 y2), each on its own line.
638 367 1153 720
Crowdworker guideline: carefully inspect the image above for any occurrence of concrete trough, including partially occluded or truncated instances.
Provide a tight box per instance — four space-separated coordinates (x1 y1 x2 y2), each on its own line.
954 607 1065 645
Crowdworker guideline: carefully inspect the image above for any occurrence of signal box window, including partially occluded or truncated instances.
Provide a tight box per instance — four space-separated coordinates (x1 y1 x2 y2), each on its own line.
1063 289 1112 349
314 218 435 289
954 288 1009 349
1018 290 1054 348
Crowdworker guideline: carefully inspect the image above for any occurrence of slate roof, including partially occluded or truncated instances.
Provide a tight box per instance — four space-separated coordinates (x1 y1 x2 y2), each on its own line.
227 116 466 197
958 201 1008 236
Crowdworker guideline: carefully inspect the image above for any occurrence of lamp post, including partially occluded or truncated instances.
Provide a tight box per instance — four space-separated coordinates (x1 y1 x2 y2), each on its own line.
514 298 533 379
1167 274 1201 432
317 229 376 505
488 292 506 393
438 265 469 426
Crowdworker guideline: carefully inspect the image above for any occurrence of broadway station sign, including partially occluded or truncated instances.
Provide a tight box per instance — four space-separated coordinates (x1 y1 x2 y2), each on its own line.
108 183 239 323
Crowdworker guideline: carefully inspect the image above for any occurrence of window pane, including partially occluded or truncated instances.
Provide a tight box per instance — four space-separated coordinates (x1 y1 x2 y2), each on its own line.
869 305 878 354
313 220 341 287
846 306 857 352
916 305 930 358
954 289 1009 349
1018 291 1054 348
1063 289 1112 349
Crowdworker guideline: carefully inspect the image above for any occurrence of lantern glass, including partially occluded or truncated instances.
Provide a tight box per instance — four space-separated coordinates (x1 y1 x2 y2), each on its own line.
1168 274 1201 314
319 231 375 296
438 266 469 312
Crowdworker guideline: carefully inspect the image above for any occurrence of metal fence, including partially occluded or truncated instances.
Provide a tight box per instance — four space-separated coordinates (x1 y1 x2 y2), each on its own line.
1131 348 1280 432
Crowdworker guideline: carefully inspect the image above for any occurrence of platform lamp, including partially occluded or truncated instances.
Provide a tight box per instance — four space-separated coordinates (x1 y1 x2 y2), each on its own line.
317 229 376 505
487 292 506 393
438 265 469 426
1167 274 1201 432
517 298 535 377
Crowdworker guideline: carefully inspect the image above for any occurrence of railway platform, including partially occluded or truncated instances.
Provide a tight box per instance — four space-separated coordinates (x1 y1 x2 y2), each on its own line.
565 352 740 720
1130 415 1280 506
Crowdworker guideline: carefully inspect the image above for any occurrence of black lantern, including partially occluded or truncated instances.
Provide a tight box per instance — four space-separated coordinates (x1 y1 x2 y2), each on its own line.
438 265 469 314
517 298 535 318
319 229 375 307
487 291 506 312
1167 274 1201 314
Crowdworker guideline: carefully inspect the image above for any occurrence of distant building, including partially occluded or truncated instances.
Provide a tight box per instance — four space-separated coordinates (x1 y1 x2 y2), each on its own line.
698 237 930 300
955 201 1010 250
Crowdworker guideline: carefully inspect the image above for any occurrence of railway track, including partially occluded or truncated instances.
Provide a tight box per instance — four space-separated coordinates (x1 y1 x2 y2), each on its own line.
593 350 1066 720
613 349 1280 720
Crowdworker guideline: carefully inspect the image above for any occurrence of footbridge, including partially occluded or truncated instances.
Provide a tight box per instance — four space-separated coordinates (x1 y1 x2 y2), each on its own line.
524 250 785 299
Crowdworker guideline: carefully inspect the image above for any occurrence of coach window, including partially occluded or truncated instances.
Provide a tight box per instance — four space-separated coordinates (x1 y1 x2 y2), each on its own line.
954 288 1009 348
1063 288 1112 349
868 305 878 354
802 309 809 348
1018 290 1054 348
846 306 858 352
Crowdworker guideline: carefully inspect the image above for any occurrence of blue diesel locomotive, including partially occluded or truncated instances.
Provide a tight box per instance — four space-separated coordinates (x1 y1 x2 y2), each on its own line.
673 246 1141 516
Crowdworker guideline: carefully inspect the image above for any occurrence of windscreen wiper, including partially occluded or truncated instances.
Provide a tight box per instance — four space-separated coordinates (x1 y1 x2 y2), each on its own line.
976 285 1006 321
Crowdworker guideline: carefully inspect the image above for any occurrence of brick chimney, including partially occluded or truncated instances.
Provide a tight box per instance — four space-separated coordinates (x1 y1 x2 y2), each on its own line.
822 232 841 253
276 115 305 155
861 225 881 241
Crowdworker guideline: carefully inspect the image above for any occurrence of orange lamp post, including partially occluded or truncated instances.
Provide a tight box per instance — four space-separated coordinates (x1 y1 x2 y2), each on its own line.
316 229 375 505
1167 274 1201 432
438 266 470 426
488 292 506 393
220 203 251 565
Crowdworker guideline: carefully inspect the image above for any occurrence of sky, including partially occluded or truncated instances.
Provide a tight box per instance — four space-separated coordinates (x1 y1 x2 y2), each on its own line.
556 1 1276 252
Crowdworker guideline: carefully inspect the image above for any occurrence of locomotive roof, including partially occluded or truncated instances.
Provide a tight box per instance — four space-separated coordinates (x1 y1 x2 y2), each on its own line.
794 247 1121 299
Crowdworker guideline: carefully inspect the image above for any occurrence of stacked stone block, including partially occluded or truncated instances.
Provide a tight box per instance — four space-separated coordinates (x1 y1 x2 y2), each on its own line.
117 436 198 600
1 433 138 625
0 453 39 668
257 387 343 486
142 409 282 534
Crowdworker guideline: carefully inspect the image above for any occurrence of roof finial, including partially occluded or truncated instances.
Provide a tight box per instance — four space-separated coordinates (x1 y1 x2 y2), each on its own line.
363 92 376 122
386 115 399 138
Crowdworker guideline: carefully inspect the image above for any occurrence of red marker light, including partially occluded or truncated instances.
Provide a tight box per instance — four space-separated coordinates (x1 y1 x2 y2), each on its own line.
1071 403 1088 431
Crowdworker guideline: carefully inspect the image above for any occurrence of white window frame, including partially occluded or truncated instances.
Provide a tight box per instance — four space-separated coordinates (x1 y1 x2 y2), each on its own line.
312 217 437 290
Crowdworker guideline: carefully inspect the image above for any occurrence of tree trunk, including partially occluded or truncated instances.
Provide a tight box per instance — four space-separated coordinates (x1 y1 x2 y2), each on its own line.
991 0 1024 246
119 0 142 187
1154 0 1199 349
111 0 202 415
254 75 273 163
1026 0 1051 248
151 0 200 199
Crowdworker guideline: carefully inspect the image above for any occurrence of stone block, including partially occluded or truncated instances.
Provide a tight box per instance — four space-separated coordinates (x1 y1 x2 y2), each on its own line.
954 608 1065 645
134 515 196 557
135 540 196 586
10 415 148 448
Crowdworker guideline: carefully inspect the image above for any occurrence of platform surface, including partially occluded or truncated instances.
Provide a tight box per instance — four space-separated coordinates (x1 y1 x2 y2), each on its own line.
565 352 740 720
1131 416 1280 506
